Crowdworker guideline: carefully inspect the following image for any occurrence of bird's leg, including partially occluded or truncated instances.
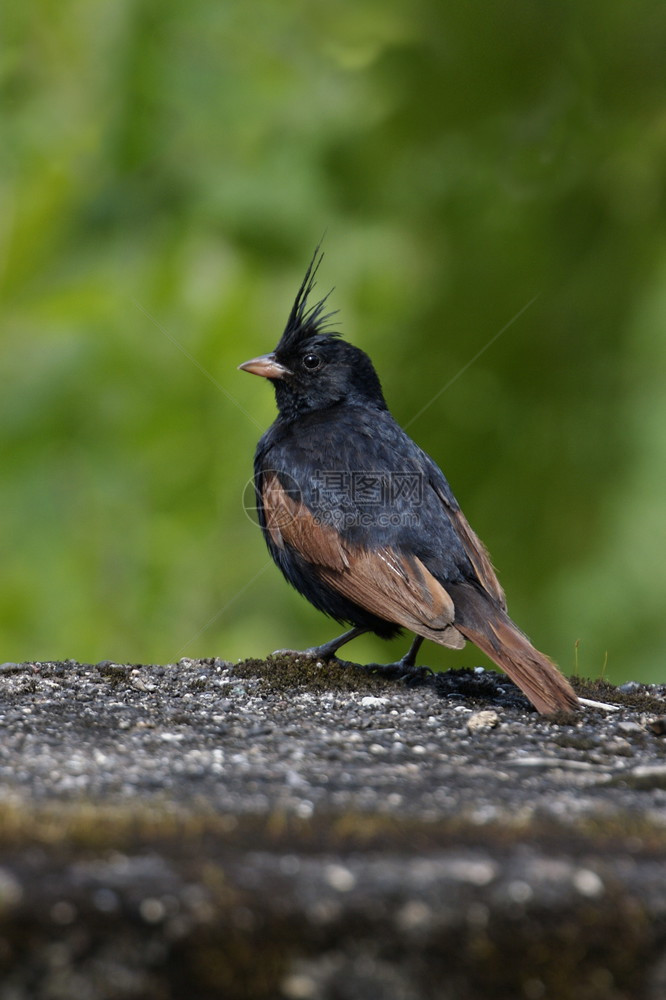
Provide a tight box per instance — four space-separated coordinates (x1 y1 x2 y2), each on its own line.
302 627 369 659
272 626 369 661
365 635 432 685
398 635 424 669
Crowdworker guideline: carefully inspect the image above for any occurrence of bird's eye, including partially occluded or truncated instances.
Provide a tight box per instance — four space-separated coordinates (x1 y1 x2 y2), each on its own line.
302 353 321 371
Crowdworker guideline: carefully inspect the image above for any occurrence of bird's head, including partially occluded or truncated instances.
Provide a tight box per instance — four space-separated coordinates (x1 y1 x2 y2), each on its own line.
238 249 387 420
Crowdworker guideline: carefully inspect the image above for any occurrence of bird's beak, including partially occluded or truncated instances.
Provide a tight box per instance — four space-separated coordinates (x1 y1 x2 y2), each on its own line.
237 353 292 379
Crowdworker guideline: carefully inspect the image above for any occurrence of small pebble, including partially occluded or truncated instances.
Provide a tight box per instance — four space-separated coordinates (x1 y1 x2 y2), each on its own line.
618 681 642 694
324 864 356 892
467 710 499 734
281 973 317 999
573 868 604 898
648 717 666 737
139 898 166 923
617 721 644 735
130 670 157 692
0 662 22 674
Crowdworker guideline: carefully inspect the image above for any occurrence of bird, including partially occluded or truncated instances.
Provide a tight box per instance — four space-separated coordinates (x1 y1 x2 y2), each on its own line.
238 249 578 715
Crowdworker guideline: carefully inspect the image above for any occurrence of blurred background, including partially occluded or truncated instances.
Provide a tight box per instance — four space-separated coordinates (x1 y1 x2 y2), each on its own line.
2 0 665 683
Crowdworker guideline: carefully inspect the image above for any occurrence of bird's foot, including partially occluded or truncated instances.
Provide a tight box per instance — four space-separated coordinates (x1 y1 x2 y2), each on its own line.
361 660 435 686
271 627 367 662
359 634 431 685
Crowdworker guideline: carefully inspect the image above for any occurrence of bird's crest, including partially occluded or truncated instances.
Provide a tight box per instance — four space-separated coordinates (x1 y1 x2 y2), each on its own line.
275 244 339 354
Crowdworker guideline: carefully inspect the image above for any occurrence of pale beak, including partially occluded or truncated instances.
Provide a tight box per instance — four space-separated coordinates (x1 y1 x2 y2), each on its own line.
237 353 292 379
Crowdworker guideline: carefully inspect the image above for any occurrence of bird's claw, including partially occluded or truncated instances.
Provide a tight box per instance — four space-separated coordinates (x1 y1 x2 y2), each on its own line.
362 662 435 686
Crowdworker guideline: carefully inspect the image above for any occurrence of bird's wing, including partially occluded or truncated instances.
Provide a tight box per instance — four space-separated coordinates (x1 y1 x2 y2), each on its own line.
448 504 507 609
262 471 465 648
424 456 507 610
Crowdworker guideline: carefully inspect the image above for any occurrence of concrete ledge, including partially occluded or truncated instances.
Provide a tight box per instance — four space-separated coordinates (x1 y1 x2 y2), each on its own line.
0 657 664 998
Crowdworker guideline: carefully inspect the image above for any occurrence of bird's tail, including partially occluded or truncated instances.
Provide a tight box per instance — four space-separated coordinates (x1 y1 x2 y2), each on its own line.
453 604 578 714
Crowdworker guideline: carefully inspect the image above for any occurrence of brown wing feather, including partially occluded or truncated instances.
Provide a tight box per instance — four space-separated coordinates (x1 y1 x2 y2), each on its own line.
318 548 465 649
262 473 464 649
431 483 506 609
451 508 506 608
262 472 348 571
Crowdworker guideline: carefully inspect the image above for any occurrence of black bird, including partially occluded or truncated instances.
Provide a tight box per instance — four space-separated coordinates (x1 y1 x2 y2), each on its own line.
238 251 578 714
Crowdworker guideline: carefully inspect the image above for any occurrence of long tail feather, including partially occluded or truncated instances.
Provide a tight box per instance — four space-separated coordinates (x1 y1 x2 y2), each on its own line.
456 613 578 714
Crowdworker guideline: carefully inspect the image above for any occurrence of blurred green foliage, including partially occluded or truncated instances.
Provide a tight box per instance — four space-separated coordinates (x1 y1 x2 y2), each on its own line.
2 0 665 683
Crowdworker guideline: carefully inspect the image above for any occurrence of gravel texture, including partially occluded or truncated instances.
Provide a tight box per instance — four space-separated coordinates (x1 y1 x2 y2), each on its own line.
0 655 665 999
